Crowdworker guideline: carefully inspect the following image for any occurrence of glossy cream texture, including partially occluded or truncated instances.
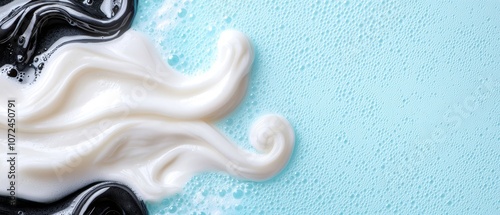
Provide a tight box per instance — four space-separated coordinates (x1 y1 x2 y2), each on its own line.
0 30 294 202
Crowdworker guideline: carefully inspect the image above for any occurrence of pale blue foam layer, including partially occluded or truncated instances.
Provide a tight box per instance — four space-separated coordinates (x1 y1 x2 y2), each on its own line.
132 0 500 214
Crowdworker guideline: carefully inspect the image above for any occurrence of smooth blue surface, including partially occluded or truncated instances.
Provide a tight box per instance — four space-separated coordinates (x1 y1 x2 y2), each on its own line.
132 0 500 214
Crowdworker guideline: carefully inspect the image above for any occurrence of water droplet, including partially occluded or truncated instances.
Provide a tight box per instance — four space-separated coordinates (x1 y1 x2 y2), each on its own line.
233 189 244 199
177 8 187 18
168 205 177 213
235 205 243 211
207 26 215 35
168 55 179 66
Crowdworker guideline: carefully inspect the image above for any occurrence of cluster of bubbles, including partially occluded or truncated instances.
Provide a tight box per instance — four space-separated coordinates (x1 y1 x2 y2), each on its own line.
0 54 47 83
146 174 257 214
133 0 238 75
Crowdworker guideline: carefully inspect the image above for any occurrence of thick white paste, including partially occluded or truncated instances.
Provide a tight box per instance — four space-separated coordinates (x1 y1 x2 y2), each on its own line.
0 30 294 202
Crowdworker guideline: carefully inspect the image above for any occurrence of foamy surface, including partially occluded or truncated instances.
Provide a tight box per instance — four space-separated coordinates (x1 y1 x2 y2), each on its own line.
134 0 500 214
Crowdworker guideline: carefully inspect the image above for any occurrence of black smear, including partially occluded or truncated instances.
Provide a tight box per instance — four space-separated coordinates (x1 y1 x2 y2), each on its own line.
0 0 137 83
0 181 148 214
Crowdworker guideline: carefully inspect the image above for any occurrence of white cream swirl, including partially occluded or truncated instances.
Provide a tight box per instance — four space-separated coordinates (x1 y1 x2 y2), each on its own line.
0 30 294 202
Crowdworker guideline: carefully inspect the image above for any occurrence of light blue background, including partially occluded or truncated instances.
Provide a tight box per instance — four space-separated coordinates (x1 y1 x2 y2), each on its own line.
132 0 500 214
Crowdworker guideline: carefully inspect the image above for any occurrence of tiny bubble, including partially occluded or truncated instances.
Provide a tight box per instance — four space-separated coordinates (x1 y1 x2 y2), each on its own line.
168 55 179 66
7 68 17 77
17 55 24 62
233 189 244 199
18 36 25 45
177 8 187 18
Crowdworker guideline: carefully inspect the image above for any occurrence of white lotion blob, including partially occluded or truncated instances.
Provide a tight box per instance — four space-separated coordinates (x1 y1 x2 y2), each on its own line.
0 30 294 202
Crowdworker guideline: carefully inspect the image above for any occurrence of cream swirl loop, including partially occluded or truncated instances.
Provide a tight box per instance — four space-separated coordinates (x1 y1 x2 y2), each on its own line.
0 30 294 203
